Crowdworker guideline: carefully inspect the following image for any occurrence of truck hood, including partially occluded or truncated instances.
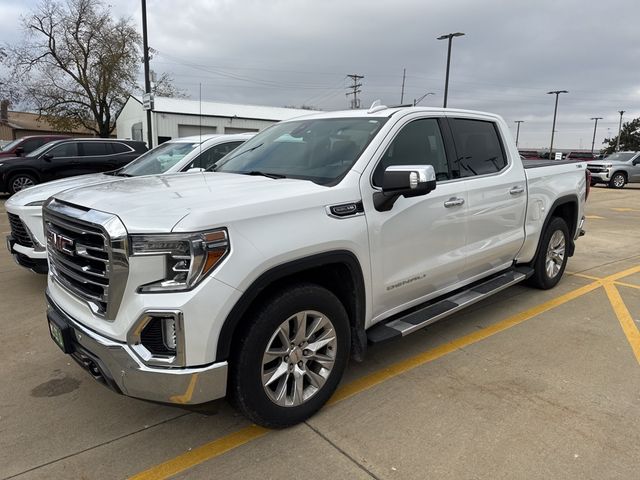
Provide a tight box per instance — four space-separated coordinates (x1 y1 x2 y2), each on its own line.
6 173 113 207
587 160 627 166
52 172 333 233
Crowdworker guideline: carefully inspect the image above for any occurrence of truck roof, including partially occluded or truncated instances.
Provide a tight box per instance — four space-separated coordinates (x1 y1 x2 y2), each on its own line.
288 105 504 122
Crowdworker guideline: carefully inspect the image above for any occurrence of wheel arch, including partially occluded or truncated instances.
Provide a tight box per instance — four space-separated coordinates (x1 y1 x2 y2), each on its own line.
6 169 41 186
532 195 579 262
216 250 367 363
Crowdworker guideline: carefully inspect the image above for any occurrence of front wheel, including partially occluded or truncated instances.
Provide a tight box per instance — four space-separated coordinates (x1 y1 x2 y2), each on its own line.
528 216 570 290
8 173 38 194
230 283 350 428
609 172 626 189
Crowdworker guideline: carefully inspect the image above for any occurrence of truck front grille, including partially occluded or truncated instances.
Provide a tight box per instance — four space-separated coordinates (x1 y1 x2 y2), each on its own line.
43 200 129 319
586 164 607 173
8 213 35 248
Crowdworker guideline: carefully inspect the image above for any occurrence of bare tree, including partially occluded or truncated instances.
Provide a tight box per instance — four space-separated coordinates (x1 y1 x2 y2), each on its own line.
9 0 141 137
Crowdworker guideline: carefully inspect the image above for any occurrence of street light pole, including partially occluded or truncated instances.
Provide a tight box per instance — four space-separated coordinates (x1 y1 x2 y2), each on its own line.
413 92 435 106
547 90 568 159
514 120 524 147
437 32 465 108
141 0 153 149
590 117 602 155
616 110 625 152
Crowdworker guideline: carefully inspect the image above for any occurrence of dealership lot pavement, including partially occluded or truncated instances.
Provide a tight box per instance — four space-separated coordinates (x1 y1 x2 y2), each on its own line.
1 185 639 480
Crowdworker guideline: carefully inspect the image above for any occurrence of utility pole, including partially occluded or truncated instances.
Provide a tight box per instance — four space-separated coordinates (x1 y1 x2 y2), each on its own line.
400 68 406 104
616 110 625 151
590 117 602 155
514 120 524 147
141 0 153 149
437 32 465 108
346 74 364 109
547 90 568 159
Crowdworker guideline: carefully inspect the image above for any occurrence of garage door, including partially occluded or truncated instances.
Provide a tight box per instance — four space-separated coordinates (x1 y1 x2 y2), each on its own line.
178 125 217 137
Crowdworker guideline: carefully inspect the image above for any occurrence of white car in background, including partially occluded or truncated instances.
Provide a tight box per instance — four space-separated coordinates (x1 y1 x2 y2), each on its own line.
5 133 253 273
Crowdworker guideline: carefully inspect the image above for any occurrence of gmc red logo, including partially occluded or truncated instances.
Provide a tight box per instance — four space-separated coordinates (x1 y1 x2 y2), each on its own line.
48 231 75 255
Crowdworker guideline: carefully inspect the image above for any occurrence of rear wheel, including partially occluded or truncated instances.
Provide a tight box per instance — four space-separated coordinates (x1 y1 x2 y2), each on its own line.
230 283 350 428
528 216 570 290
8 173 37 194
608 172 626 189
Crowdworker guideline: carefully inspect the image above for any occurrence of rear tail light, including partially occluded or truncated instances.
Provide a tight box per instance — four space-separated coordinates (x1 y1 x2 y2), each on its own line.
585 170 591 200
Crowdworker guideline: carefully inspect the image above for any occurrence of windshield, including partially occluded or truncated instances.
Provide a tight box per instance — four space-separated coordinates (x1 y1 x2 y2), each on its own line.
120 141 202 176
215 117 387 185
26 141 59 158
602 152 636 162
1 139 23 152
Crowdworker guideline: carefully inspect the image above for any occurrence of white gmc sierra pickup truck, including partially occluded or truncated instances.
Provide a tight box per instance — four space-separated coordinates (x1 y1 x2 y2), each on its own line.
43 105 588 427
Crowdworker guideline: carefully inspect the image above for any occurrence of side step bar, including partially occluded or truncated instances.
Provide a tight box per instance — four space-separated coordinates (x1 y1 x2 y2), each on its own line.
367 266 534 344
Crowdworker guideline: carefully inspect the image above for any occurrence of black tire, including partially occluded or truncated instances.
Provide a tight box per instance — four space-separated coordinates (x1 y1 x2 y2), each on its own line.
608 172 626 189
527 216 570 290
229 283 350 428
8 173 38 195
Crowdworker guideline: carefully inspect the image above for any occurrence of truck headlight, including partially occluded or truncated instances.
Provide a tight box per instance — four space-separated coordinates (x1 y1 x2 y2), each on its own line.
131 229 229 292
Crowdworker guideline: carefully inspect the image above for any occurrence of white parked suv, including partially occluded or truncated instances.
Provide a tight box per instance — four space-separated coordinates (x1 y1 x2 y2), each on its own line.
43 106 588 427
5 133 253 272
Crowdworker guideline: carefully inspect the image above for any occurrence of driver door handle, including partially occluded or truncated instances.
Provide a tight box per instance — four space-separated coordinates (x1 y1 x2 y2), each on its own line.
509 185 525 195
444 197 465 208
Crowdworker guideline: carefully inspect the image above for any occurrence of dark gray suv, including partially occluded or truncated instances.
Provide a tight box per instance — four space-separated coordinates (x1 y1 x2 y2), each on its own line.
0 138 147 194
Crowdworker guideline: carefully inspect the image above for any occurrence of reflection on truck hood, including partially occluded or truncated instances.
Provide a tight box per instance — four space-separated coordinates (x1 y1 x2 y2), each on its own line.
52 172 332 233
6 173 112 207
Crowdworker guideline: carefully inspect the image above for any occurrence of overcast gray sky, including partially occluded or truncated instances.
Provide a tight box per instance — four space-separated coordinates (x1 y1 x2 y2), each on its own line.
2 0 639 149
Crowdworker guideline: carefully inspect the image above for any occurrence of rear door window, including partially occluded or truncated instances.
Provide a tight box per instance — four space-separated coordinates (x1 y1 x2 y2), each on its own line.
80 142 110 156
449 118 507 178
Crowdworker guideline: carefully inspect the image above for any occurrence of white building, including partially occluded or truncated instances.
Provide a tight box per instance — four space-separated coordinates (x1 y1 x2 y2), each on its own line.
116 96 313 147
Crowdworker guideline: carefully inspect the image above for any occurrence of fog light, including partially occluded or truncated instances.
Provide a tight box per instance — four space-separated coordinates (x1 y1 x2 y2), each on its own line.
129 311 185 367
162 317 177 350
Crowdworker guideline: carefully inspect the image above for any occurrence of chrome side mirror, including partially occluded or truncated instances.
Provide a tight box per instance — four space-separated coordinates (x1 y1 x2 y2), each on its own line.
374 165 436 212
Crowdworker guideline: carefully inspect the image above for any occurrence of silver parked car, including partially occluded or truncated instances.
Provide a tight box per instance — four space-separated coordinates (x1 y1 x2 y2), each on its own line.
587 152 640 188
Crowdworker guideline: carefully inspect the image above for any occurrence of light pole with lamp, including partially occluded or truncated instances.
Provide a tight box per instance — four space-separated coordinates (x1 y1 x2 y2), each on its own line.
437 32 465 108
616 110 625 152
414 92 435 106
514 120 524 147
590 117 602 155
547 90 568 159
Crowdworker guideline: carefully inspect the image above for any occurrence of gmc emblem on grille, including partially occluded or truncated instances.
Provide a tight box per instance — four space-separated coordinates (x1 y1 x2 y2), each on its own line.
48 231 75 255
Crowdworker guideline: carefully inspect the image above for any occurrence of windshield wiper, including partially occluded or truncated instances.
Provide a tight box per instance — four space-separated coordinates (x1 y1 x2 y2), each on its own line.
208 143 264 172
243 170 286 179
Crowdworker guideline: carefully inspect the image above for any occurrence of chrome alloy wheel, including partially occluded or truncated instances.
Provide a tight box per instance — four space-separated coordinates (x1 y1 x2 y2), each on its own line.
261 310 337 407
545 230 566 279
613 174 625 188
12 176 35 191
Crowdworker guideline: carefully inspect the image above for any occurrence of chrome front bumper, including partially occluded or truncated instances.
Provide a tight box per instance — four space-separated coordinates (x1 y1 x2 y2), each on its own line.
46 291 228 405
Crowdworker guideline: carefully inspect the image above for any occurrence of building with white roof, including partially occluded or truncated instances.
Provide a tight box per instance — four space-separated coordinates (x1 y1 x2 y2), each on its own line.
116 96 313 148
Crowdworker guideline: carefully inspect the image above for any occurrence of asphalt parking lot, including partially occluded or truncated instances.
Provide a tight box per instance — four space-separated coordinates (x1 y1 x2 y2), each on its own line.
1 185 639 480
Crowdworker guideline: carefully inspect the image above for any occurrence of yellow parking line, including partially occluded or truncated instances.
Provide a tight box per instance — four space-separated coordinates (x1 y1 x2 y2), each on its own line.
611 208 640 213
329 280 601 405
570 272 602 281
614 281 640 291
129 425 269 480
129 279 602 480
585 215 605 219
603 283 640 365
